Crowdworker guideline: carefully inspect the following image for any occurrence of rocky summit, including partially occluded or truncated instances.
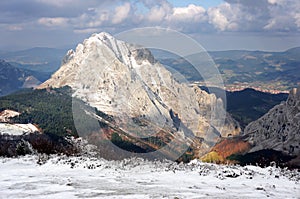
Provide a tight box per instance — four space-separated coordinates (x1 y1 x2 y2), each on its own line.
38 32 240 157
244 86 300 156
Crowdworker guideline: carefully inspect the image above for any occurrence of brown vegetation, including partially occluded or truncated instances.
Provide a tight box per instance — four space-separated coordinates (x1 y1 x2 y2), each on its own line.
202 137 251 163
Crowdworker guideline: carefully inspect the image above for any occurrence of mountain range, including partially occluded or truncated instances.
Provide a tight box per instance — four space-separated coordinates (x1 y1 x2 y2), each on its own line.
1 45 299 91
156 47 300 91
0 32 299 167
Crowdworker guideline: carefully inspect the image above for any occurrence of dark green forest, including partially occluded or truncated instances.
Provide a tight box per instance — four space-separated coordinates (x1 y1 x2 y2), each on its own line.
200 87 288 129
0 87 77 137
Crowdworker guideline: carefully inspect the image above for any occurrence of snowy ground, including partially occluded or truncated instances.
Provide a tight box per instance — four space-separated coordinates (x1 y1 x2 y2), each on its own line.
0 155 299 199
0 123 39 136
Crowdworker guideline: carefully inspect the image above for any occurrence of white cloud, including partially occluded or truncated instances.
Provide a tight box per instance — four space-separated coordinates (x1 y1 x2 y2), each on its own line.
265 0 300 31
147 2 172 23
295 13 300 28
112 2 131 24
264 16 295 31
38 17 69 27
100 12 110 22
207 3 238 31
69 8 110 30
80 14 103 28
207 8 228 31
3 0 300 40
264 19 276 30
170 4 206 22
1 0 299 51
207 0 300 32
267 0 285 5
63 0 299 34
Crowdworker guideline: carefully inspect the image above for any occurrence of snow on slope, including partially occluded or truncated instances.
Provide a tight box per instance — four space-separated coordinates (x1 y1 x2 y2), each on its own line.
0 110 40 136
0 156 299 199
0 123 39 136
0 110 20 122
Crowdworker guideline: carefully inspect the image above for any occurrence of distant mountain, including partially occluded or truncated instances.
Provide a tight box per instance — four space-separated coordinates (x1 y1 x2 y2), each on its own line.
2 46 299 91
157 47 300 90
0 47 67 73
276 47 300 60
0 60 45 96
210 49 300 90
200 87 288 129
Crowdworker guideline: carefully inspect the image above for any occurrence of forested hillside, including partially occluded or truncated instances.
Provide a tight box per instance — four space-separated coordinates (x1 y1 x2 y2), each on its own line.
0 87 77 137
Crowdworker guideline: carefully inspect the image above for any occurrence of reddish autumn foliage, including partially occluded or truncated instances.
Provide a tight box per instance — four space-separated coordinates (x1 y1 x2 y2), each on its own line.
210 137 251 163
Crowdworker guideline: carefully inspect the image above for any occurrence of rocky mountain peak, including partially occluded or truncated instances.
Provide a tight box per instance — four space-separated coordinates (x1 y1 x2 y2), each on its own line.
38 32 240 156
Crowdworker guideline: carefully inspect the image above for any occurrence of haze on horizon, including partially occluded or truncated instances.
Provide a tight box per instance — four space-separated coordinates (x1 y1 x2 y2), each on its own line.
0 0 299 51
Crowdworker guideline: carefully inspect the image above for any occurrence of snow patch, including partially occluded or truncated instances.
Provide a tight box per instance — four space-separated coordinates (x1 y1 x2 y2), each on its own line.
0 123 39 136
0 110 20 122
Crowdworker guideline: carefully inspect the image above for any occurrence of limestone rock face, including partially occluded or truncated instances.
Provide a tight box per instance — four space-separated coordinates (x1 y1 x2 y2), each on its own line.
39 32 240 151
244 86 300 156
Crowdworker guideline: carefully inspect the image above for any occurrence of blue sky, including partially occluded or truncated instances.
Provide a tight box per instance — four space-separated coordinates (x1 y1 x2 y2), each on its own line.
0 0 299 51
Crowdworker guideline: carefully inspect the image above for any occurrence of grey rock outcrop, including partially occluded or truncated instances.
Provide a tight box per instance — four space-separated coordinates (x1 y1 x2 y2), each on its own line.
244 86 300 156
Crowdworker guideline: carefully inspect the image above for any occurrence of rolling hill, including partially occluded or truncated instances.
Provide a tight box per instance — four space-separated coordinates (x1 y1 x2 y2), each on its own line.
156 47 300 91
0 60 48 96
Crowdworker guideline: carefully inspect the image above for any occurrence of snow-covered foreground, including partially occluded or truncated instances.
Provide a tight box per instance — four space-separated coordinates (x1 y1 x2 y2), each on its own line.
0 156 299 199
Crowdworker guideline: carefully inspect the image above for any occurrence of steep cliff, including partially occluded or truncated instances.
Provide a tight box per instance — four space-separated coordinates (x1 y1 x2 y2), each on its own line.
244 86 300 156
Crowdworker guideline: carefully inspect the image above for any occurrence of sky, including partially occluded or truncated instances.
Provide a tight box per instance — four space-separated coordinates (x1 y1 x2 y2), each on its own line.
0 0 299 51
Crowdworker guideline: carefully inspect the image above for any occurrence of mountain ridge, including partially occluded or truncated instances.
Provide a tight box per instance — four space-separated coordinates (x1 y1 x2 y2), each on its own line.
38 32 240 158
